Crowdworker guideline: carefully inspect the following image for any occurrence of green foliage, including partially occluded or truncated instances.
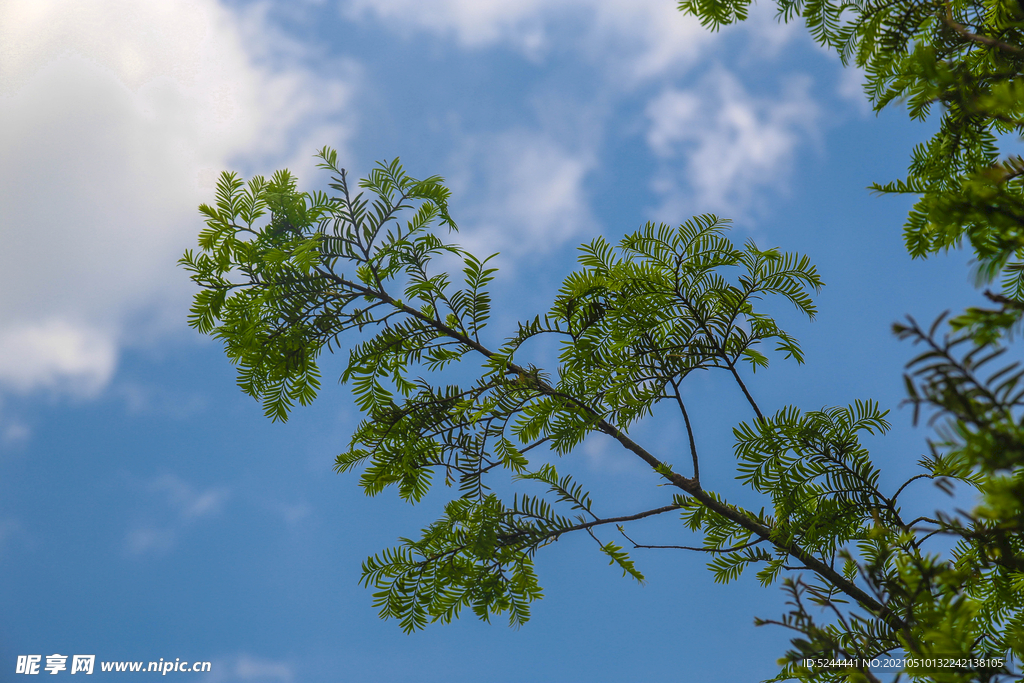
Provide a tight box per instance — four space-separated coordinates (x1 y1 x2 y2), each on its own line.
185 145 1022 680
895 317 1024 664
360 495 545 632
678 0 1024 332
733 401 892 578
182 152 459 422
552 217 820 427
186 151 898 644
675 0 1024 676
182 0 1024 669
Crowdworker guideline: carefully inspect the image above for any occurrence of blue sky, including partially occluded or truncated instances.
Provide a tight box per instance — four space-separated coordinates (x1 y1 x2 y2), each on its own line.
0 1 990 681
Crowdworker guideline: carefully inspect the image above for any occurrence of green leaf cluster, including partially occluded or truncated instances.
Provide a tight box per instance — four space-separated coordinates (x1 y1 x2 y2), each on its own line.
186 153 907 643
679 0 1024 328
360 494 544 632
553 217 820 427
675 0 1024 677
184 148 1021 681
733 401 893 582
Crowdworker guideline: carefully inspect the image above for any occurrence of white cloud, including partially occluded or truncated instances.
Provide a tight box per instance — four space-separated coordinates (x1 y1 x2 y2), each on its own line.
342 0 814 241
585 0 718 82
0 0 358 399
448 129 598 258
125 473 230 556
124 527 177 556
0 320 116 395
203 655 294 683
837 64 871 113
0 0 825 408
645 69 819 220
345 0 553 53
342 0 790 83
149 473 230 521
2 421 30 445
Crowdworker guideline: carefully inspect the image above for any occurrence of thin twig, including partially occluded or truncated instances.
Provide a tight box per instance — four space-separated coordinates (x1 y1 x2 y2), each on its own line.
619 526 767 554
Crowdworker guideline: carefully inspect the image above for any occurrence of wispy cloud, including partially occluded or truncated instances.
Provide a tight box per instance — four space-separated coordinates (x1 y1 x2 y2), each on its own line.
836 64 871 113
342 0 765 82
2 421 30 445
345 0 555 55
113 380 208 419
146 473 229 522
124 527 178 556
448 128 597 259
203 654 294 683
276 502 312 526
342 0 817 240
0 395 31 447
646 69 819 221
125 473 230 556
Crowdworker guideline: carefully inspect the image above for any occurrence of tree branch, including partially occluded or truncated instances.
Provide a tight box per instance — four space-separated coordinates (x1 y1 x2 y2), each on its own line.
543 504 682 539
942 14 1024 55
619 526 766 554
672 380 700 483
315 266 902 631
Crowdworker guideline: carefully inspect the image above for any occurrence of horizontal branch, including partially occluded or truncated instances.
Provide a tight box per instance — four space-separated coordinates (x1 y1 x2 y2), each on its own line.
535 504 682 542
619 527 767 554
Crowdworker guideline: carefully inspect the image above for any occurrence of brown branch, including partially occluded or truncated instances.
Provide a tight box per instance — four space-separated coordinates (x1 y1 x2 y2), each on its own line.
318 268 701 492
943 14 1024 55
684 487 906 632
317 268 905 632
